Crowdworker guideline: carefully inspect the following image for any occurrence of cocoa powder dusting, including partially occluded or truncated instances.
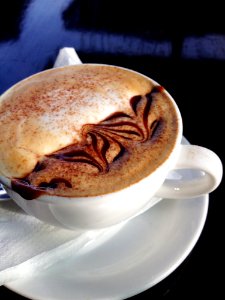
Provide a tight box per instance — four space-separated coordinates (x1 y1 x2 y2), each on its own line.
11 85 178 200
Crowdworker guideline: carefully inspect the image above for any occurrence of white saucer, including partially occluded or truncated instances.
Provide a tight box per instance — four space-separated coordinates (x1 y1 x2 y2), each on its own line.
5 138 209 299
5 196 208 300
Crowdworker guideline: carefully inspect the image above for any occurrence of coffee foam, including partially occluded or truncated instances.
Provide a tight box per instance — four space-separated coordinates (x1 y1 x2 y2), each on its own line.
0 65 179 199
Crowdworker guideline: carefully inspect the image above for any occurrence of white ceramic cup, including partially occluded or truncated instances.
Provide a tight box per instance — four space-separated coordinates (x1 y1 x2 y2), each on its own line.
0 50 223 230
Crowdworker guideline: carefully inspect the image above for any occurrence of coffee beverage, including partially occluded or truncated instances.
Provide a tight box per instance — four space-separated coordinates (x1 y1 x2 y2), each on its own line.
0 62 222 230
0 65 179 200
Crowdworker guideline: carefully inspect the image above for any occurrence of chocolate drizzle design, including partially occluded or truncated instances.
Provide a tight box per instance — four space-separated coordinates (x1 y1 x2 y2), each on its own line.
11 86 163 200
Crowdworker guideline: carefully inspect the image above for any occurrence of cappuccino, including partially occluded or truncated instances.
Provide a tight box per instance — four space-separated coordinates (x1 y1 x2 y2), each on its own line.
0 65 178 199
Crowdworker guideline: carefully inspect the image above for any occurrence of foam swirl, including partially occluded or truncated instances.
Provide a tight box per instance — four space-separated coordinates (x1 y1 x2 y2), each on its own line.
11 86 163 200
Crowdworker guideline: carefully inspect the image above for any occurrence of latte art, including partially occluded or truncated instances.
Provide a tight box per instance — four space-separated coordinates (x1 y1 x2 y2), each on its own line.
0 65 179 199
12 87 164 199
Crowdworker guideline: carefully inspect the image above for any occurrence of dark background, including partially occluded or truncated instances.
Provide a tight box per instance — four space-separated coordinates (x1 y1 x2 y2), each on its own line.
0 0 224 299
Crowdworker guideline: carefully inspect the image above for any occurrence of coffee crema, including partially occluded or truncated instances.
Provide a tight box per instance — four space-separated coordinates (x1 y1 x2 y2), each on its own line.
0 65 179 199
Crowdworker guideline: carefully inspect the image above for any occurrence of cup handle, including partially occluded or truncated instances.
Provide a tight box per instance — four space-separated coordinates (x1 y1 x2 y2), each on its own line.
155 145 223 199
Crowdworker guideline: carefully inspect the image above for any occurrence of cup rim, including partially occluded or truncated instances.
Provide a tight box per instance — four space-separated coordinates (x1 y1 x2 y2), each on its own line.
0 63 183 203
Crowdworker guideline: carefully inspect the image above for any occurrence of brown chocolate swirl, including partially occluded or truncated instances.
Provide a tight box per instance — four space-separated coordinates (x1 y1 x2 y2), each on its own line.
11 86 163 200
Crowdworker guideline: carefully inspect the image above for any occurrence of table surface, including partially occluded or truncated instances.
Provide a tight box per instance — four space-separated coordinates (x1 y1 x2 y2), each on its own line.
0 0 224 299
